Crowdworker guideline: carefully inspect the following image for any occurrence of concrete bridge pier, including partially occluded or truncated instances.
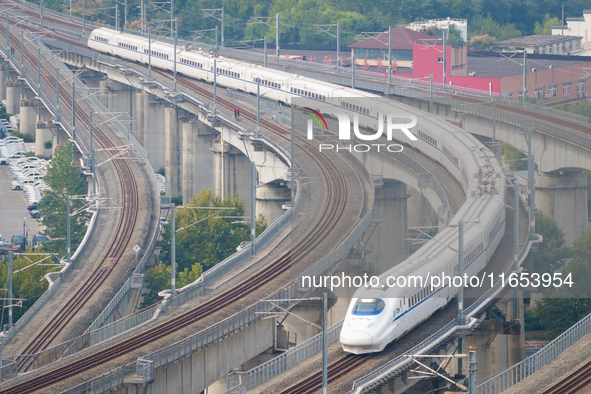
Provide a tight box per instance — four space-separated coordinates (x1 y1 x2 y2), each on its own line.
100 78 135 125
464 291 525 383
0 60 8 100
181 119 216 204
371 180 409 274
5 80 21 115
212 139 252 216
535 170 588 244
255 183 290 227
19 100 38 136
35 121 56 158
164 105 182 198
135 91 165 172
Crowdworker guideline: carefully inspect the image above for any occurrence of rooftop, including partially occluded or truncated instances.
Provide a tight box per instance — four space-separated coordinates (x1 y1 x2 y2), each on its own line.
467 53 590 77
347 26 440 50
495 35 582 48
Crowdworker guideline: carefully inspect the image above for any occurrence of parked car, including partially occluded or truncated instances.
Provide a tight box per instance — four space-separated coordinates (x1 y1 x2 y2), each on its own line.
30 209 41 218
10 180 22 190
10 234 26 251
32 234 47 246
0 242 19 254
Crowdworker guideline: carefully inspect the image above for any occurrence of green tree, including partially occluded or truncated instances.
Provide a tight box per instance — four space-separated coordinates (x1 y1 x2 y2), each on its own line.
160 189 266 273
0 250 60 327
142 189 267 307
534 14 561 35
533 230 591 338
533 211 571 275
38 141 90 258
469 15 522 42
502 143 527 171
142 262 171 307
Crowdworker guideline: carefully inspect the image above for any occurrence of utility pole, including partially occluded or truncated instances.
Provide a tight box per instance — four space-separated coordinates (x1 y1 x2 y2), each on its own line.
67 195 71 262
528 127 535 236
55 69 60 122
522 50 527 101
468 350 477 393
388 26 392 83
148 29 152 78
276 13 280 57
250 161 256 255
89 111 95 195
264 36 268 67
116 4 119 31
82 0 86 35
457 221 465 376
5 14 9 53
562 5 565 36
336 21 340 68
7 252 12 329
174 18 178 92
352 54 356 89
322 292 328 394
40 0 44 26
213 59 217 115
171 203 176 294
442 30 447 86
70 0 73 21
492 99 497 160
290 105 295 205
256 79 261 137
124 0 128 30
430 74 434 114
72 82 76 141
221 6 225 47
215 25 219 52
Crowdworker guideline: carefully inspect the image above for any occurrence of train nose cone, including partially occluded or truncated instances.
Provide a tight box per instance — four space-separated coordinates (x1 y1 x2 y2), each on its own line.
341 331 373 346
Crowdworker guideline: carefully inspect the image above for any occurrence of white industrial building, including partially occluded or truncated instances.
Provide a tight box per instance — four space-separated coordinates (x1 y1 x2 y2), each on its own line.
551 10 591 55
407 17 468 42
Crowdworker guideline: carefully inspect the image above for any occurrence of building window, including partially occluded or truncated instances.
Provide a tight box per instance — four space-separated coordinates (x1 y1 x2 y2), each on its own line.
577 81 586 93
549 85 557 98
549 45 553 54
437 57 443 63
540 47 544 54
534 90 543 99
563 84 571 96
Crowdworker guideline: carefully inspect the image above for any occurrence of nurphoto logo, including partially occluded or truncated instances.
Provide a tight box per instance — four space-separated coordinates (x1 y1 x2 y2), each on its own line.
296 97 417 154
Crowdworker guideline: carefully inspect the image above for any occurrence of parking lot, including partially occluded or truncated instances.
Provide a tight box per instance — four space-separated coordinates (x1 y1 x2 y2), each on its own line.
0 165 43 244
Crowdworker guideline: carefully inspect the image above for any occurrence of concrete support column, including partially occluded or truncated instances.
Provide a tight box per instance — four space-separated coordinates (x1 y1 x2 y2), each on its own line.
256 184 290 227
407 188 438 229
535 170 588 244
0 60 8 100
135 91 165 171
181 119 216 203
35 121 56 158
164 105 182 198
99 78 135 119
372 180 409 273
5 81 21 115
19 100 38 136
212 137 251 216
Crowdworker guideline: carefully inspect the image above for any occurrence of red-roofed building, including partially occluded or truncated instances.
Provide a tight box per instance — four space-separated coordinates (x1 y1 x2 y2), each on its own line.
348 26 441 69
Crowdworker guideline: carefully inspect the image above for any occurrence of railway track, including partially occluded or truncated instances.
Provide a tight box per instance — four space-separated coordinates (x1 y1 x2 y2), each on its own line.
281 354 368 394
0 49 358 393
0 24 141 371
540 359 591 394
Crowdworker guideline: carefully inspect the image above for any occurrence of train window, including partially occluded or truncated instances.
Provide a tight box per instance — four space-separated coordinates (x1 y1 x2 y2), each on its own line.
352 298 385 315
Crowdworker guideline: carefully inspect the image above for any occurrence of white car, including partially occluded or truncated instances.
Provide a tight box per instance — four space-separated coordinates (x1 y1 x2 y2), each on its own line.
10 180 22 190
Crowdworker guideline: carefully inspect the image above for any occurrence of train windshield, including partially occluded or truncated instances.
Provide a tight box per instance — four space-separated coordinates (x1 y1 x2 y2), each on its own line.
352 298 385 315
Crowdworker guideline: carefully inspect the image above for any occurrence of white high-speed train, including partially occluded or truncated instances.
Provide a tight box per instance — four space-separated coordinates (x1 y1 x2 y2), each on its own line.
88 27 506 354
